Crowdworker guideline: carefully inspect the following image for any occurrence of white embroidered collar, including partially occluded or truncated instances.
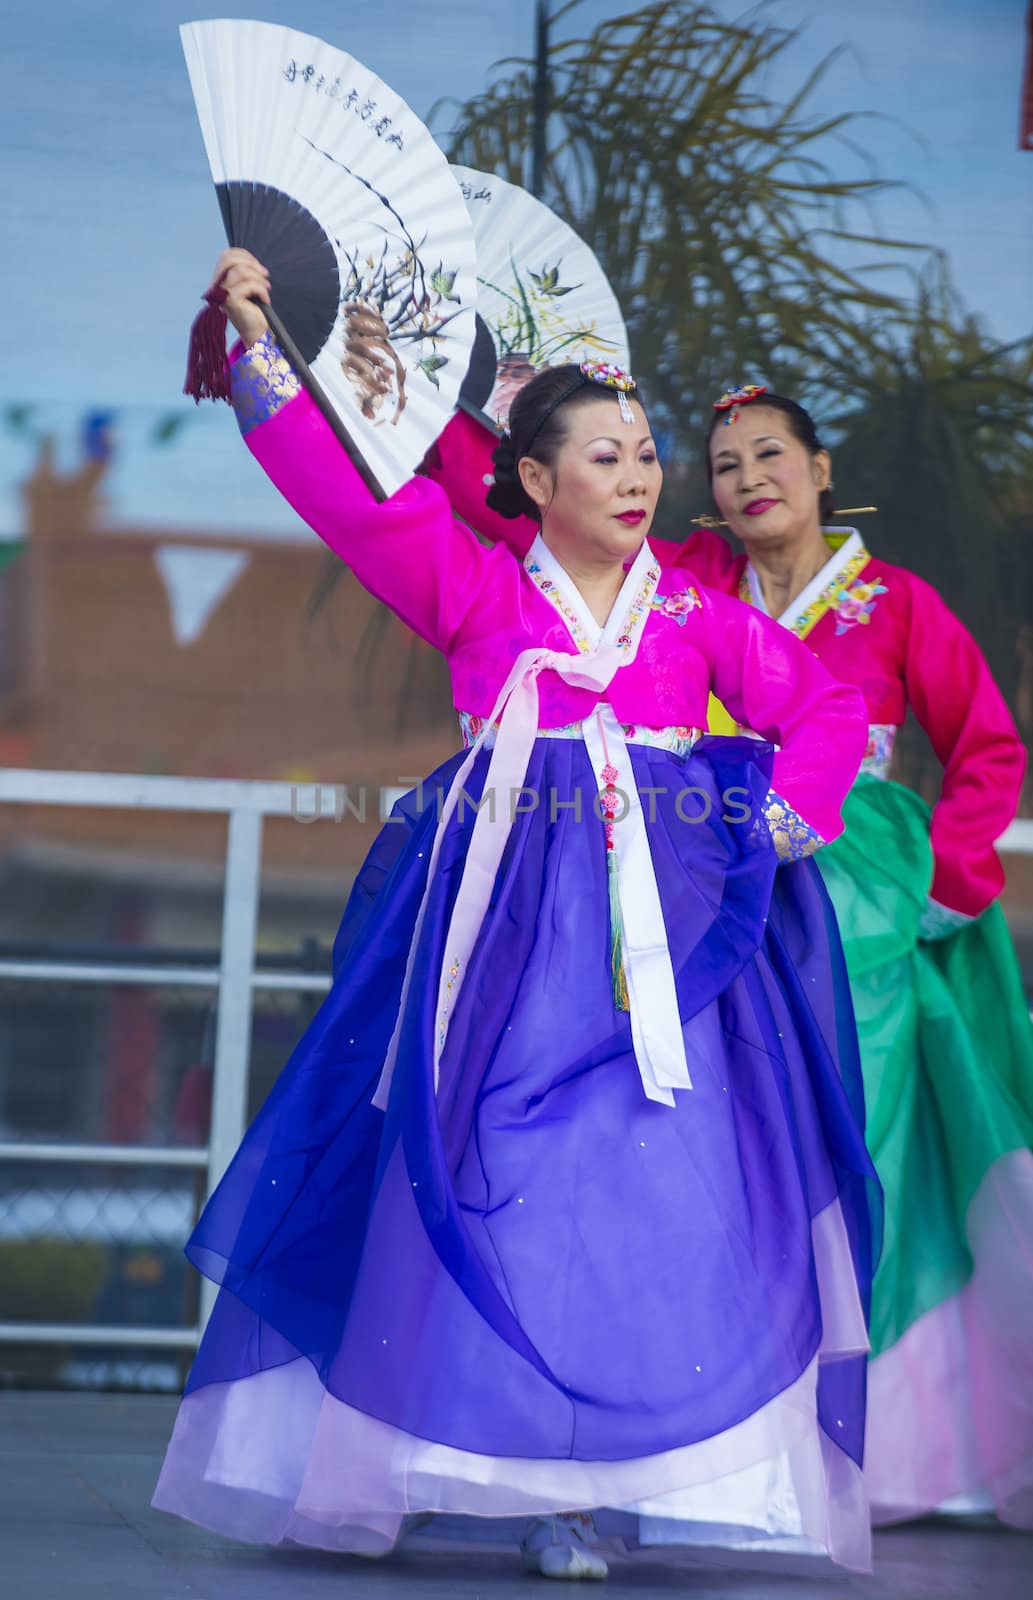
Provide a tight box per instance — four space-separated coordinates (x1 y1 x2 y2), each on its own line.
524 533 659 658
745 527 864 624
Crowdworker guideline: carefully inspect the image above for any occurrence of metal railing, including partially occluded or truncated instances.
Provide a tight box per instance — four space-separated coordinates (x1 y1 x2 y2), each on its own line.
0 768 390 1354
0 768 1031 1362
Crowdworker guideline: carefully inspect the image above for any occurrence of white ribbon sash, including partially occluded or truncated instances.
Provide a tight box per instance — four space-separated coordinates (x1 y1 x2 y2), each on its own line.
372 644 692 1112
582 706 693 1106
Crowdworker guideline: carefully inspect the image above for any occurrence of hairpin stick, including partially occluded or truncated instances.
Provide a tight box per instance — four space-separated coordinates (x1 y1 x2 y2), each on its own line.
691 505 879 528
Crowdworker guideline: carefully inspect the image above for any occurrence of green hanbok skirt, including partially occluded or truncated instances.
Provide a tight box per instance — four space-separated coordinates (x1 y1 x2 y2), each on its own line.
818 775 1033 1525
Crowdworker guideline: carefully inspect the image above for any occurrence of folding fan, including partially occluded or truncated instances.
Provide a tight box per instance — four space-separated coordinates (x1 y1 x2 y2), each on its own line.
181 19 478 498
452 166 629 432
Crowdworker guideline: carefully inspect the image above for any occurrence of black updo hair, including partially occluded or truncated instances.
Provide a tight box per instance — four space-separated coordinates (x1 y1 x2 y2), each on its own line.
704 392 835 523
486 363 645 522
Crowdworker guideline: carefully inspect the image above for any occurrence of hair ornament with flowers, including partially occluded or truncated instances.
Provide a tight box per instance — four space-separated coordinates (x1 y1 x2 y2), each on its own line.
580 358 637 424
713 382 768 426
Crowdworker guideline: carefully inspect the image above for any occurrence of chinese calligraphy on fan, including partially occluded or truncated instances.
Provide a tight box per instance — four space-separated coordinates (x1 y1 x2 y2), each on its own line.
282 59 405 148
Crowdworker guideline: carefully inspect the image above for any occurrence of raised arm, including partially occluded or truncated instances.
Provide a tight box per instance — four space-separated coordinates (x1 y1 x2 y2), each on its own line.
702 588 868 856
213 249 506 653
422 410 537 558
902 573 1026 919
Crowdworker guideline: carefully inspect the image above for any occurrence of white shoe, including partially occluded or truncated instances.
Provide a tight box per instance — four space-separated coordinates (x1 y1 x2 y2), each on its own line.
521 1513 608 1581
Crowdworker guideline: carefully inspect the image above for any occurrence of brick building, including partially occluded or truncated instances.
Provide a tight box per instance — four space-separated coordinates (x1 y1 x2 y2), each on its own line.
0 438 460 1167
1 436 1030 1093
0 438 458 867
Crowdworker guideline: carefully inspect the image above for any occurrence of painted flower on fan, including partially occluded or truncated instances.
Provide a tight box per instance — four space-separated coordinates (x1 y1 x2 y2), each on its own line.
338 226 466 424
418 354 450 390
528 264 580 298
490 259 611 372
430 266 461 304
479 245 624 428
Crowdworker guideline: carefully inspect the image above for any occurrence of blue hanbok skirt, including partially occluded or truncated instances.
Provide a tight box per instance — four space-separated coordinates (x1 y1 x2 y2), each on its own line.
154 735 880 1570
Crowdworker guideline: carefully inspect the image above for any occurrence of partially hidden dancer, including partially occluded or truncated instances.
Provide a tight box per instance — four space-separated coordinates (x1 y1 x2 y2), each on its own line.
428 382 1033 1532
154 249 880 1580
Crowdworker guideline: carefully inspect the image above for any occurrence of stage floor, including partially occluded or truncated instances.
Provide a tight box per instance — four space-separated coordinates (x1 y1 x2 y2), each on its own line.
3 1390 1031 1599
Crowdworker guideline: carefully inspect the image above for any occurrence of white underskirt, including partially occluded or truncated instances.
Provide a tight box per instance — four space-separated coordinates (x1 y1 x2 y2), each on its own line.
154 1199 873 1571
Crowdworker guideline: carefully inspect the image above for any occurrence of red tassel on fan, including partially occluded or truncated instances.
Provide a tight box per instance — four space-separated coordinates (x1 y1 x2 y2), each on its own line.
183 276 231 402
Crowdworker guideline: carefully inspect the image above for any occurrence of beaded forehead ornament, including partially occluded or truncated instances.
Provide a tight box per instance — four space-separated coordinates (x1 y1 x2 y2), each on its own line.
713 382 768 425
506 357 639 445
581 358 637 424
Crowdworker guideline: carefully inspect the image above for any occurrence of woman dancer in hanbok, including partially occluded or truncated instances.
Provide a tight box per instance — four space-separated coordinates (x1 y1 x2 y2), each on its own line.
155 251 879 1579
428 385 1033 1529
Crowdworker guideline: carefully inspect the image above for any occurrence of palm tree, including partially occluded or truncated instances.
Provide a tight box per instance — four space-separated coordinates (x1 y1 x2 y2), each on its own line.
318 0 941 723
323 1 1033 769
438 0 938 531
827 280 1033 792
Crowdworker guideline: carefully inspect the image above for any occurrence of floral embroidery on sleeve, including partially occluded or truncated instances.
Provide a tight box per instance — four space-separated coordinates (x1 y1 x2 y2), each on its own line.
764 792 824 861
231 329 302 435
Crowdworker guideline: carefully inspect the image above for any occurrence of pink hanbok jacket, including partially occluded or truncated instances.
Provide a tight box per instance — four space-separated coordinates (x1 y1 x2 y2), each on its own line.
230 336 867 854
426 410 1025 917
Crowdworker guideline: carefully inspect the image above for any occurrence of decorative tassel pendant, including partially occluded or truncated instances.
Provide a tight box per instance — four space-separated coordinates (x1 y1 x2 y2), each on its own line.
184 278 232 403
600 761 630 1012
607 846 630 1011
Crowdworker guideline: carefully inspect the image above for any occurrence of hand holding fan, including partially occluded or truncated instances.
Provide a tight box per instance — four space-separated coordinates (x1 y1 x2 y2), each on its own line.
181 19 477 498
452 166 629 433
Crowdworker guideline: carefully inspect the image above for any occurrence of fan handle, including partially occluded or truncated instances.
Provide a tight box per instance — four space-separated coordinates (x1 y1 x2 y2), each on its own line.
257 299 387 504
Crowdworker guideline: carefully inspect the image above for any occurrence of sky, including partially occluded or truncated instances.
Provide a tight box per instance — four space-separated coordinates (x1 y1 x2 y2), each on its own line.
1 0 1030 540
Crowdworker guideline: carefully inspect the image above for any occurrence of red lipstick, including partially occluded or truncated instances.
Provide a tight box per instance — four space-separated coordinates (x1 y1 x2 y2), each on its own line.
616 510 646 525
